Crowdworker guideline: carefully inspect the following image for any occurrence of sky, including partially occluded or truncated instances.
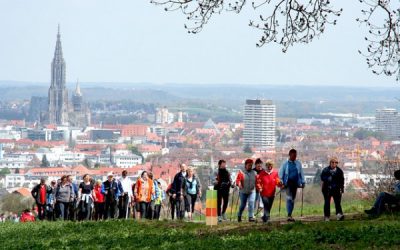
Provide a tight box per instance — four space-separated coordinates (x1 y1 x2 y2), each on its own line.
0 0 396 87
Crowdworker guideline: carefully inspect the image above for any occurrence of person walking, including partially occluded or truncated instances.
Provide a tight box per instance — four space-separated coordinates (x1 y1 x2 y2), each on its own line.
236 159 257 222
256 160 281 223
214 159 233 222
119 170 133 219
55 175 75 220
93 180 105 220
31 178 52 220
78 174 94 221
279 149 305 222
183 167 202 221
134 171 154 219
67 175 79 221
320 157 345 221
166 183 176 220
171 164 187 220
102 173 121 219
46 180 57 221
153 179 165 220
146 172 158 220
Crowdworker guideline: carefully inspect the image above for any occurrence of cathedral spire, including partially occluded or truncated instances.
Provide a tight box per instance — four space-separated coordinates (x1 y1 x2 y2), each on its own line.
75 79 82 96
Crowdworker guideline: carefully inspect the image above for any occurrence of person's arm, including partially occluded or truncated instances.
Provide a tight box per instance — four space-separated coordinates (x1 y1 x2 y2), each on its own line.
196 176 202 197
339 168 345 193
31 186 37 199
299 162 305 187
278 163 285 187
101 183 106 195
256 174 262 193
235 171 243 189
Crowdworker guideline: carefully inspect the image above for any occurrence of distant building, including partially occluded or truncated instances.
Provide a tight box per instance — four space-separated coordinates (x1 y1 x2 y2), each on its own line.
243 99 276 149
45 26 91 127
28 96 48 123
48 25 69 125
375 108 400 139
156 106 174 124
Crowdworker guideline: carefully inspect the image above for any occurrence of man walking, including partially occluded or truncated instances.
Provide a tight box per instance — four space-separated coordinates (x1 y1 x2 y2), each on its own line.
31 178 52 220
279 149 305 222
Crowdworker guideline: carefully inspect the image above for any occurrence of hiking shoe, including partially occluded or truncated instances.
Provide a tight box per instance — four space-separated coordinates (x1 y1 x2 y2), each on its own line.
324 217 330 222
249 217 256 222
262 216 270 223
238 216 242 222
287 216 295 222
364 208 377 215
337 213 344 221
222 213 227 221
218 216 222 223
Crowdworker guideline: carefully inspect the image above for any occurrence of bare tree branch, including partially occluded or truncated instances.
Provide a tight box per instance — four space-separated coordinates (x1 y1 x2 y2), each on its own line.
357 0 400 80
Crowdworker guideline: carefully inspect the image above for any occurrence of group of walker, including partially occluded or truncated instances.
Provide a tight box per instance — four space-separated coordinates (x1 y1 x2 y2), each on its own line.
28 148 400 223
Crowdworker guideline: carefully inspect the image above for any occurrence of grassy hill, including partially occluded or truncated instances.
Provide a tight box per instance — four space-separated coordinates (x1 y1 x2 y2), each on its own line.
1 215 399 250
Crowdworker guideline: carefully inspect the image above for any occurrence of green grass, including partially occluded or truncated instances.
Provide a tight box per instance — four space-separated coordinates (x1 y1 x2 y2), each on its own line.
1 214 399 250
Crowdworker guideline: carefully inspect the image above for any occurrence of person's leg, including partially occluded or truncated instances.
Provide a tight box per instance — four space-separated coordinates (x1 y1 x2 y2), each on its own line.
332 190 343 216
261 196 268 222
376 192 398 215
170 197 175 220
323 191 331 218
248 192 256 220
191 194 197 220
104 200 109 220
217 190 223 217
58 202 65 220
222 190 230 216
266 196 274 219
286 185 297 217
237 193 248 218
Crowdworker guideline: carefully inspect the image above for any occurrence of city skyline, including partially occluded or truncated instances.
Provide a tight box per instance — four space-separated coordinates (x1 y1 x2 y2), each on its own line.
0 0 397 87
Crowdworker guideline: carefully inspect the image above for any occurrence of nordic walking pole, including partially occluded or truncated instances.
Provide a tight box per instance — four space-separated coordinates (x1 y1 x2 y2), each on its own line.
229 188 235 221
278 189 282 221
125 195 129 219
301 187 304 218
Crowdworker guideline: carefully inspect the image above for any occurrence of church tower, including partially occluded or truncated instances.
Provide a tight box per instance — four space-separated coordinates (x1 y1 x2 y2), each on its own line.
48 25 69 125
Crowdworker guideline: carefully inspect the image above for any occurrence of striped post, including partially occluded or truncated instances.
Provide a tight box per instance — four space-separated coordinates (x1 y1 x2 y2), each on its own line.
206 190 218 226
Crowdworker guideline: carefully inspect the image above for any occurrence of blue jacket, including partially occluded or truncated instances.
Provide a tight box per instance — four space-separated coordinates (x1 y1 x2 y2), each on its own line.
151 181 160 201
279 160 305 187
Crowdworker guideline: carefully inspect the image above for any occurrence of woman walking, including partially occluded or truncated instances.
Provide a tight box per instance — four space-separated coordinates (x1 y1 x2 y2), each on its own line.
134 171 154 219
56 175 75 220
93 180 105 220
183 167 202 221
321 157 345 221
214 160 233 222
78 174 94 220
256 160 280 223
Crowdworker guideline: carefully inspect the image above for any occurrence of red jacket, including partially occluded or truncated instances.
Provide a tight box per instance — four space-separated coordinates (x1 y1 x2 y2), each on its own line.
93 185 105 203
20 212 35 222
256 170 280 198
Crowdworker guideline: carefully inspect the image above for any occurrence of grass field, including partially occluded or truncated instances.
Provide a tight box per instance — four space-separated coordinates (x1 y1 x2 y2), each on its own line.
1 214 399 250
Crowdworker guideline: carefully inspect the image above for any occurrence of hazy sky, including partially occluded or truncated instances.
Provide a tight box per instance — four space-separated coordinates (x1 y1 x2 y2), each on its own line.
0 0 396 86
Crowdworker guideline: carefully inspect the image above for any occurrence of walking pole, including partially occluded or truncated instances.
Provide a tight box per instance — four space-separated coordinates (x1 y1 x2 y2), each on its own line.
125 195 129 219
278 189 282 221
229 188 235 221
301 187 304 218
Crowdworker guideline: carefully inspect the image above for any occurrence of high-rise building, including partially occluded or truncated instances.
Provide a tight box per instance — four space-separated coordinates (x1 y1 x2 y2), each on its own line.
48 25 69 125
375 108 400 139
243 99 276 149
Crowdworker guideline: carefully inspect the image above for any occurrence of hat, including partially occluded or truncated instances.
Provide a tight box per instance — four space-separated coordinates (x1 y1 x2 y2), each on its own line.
107 172 114 177
244 159 253 165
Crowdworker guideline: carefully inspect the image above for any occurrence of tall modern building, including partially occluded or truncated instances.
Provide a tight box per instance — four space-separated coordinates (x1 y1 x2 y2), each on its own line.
48 25 69 125
375 108 400 139
243 99 276 149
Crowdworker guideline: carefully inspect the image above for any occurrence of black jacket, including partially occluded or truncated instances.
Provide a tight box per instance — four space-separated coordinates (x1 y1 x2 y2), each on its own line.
31 184 52 205
320 166 344 192
171 171 186 197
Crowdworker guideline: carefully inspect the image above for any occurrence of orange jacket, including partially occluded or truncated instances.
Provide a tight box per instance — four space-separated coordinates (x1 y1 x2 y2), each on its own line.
256 169 280 198
135 178 154 203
